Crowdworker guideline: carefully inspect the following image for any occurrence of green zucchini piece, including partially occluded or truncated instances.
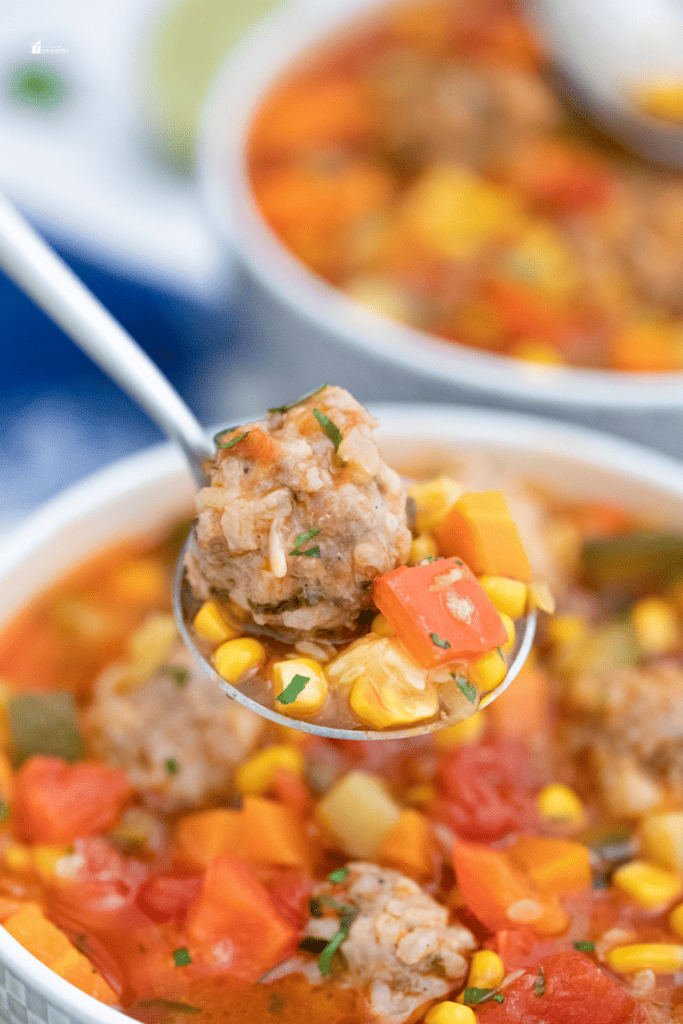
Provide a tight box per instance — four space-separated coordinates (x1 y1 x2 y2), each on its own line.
7 692 84 767
581 532 683 589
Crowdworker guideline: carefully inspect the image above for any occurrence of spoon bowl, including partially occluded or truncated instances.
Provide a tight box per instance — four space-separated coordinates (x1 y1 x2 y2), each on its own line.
0 191 537 739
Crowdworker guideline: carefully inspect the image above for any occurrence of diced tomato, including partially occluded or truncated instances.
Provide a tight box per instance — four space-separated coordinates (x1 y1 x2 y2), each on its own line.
267 767 312 821
136 874 203 924
14 756 132 844
429 737 538 841
373 557 507 669
476 950 646 1024
185 855 298 982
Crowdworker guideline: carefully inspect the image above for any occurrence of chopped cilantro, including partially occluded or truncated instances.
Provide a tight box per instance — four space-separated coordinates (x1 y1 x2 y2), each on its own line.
292 545 320 558
313 409 343 450
290 528 322 558
269 385 328 414
173 947 192 967
318 929 347 976
533 966 545 997
430 633 451 649
493 994 505 1004
574 941 595 952
328 867 349 884
456 674 477 704
463 988 500 1005
159 665 189 688
214 430 249 450
165 758 179 775
276 674 309 705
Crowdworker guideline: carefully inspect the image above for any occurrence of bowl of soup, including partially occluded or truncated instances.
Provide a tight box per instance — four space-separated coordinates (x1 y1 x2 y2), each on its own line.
2 405 683 1022
199 0 683 444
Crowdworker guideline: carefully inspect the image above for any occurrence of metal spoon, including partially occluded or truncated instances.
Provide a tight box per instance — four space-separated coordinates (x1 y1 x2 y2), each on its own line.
526 0 683 167
0 191 536 739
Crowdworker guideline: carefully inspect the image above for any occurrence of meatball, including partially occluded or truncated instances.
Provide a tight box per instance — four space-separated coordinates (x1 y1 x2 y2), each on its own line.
84 634 264 812
305 862 475 1023
561 660 683 817
186 387 412 635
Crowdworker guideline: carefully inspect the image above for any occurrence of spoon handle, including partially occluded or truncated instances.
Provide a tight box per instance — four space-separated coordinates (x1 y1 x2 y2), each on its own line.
0 192 213 486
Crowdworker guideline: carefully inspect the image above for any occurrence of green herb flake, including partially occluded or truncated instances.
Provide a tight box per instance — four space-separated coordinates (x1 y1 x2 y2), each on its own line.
430 633 451 649
138 1000 201 1015
173 947 192 967
296 545 321 558
159 665 190 688
328 867 349 884
313 409 343 451
318 928 347 976
214 430 249 450
0 800 9 824
574 941 595 953
269 385 328 415
276 674 309 705
463 988 497 1005
166 758 179 775
456 674 477 704
533 966 545 997
292 528 320 549
493 994 505 1004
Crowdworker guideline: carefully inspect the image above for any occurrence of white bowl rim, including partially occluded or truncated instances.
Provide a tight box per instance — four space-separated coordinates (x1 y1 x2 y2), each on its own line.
4 402 683 1020
198 0 683 411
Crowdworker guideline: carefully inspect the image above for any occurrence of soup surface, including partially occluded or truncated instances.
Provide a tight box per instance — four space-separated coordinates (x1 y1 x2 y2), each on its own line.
1 459 683 1022
248 0 683 372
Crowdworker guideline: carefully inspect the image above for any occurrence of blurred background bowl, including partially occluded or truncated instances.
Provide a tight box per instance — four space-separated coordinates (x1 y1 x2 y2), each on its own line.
199 0 683 459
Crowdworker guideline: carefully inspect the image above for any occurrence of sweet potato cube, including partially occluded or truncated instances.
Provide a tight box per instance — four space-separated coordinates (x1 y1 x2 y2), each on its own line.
380 809 434 878
435 491 531 581
507 836 592 896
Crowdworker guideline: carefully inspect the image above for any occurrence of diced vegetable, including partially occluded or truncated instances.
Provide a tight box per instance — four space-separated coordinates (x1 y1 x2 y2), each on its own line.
479 576 528 619
453 840 569 935
407 476 464 532
349 670 439 729
435 491 531 581
506 837 592 896
606 943 683 974
235 744 305 795
379 808 434 878
372 557 507 669
213 638 266 683
317 770 401 858
175 797 308 869
13 756 132 844
6 692 84 767
612 859 683 910
487 658 548 741
537 783 585 827
185 854 297 982
640 811 683 873
581 532 683 589
4 902 117 1002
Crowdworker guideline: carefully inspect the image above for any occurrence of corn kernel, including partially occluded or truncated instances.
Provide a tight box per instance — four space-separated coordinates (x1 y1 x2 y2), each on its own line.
272 658 328 717
528 581 556 614
407 476 463 533
537 783 585 826
235 744 305 795
371 613 394 638
613 860 683 910
193 600 239 645
32 846 68 879
606 943 683 974
4 844 30 872
546 614 585 647
404 784 436 806
425 1001 476 1024
631 597 680 655
641 811 683 873
349 674 439 730
466 950 505 990
214 637 265 684
433 711 487 749
479 576 528 619
408 534 439 566
470 648 506 694
499 613 515 653
670 902 683 937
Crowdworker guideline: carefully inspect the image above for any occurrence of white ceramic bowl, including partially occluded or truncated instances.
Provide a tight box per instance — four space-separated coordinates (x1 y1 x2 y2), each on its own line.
198 0 683 454
3 405 683 1021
